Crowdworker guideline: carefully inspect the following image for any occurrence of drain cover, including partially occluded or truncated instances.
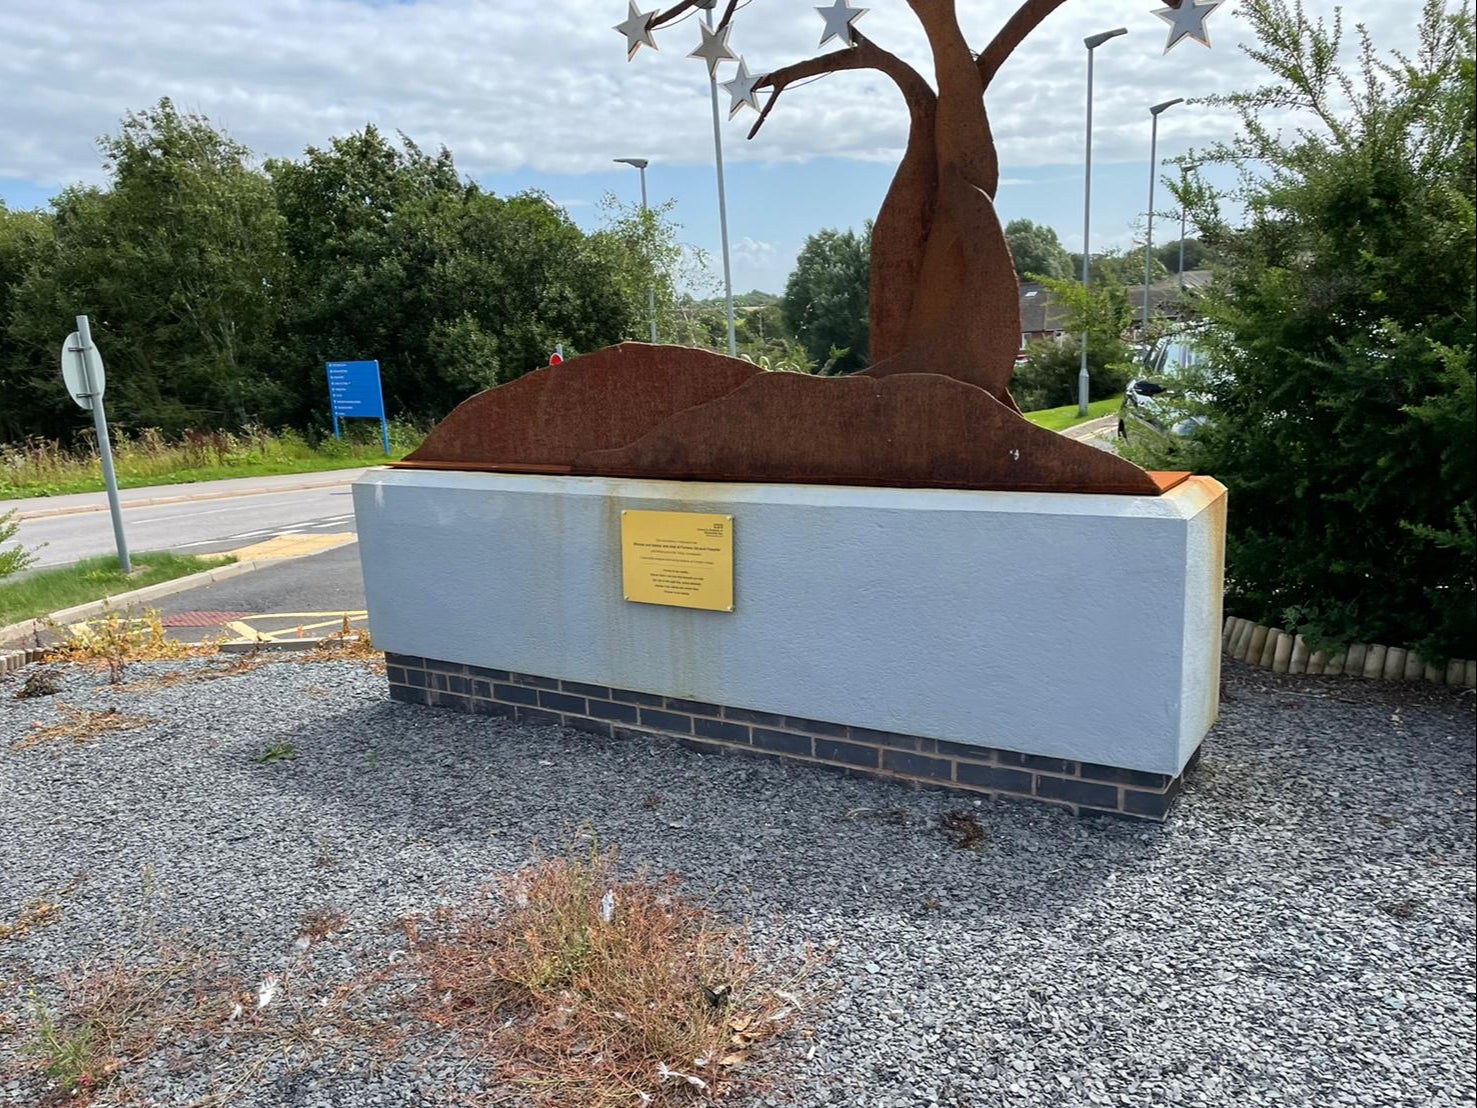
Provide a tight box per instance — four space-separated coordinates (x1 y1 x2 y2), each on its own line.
158 611 253 628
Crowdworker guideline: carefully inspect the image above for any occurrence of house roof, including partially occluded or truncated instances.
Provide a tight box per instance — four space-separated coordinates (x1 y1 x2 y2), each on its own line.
1018 270 1212 334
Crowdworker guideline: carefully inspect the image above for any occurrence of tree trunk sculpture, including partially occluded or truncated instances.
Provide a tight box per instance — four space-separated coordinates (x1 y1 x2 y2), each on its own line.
653 0 1071 403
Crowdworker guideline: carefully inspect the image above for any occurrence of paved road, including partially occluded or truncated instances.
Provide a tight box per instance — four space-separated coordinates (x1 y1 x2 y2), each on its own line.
1063 413 1121 454
6 475 367 568
150 544 368 643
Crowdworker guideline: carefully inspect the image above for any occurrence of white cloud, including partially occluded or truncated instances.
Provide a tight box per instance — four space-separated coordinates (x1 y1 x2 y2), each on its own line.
0 0 1419 193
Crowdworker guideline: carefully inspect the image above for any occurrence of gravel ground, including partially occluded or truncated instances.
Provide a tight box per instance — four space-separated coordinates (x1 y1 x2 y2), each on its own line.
1 655 1473 1107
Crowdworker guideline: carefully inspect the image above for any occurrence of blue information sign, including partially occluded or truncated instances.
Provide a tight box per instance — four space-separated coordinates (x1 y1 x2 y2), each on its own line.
326 360 389 455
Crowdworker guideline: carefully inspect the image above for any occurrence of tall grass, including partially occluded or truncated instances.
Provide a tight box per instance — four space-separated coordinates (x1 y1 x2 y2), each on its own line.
0 422 424 499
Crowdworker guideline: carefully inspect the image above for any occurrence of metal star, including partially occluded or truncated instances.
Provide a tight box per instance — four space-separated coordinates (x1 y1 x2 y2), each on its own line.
720 57 765 119
613 1 659 61
815 0 868 48
688 20 738 78
1153 0 1225 52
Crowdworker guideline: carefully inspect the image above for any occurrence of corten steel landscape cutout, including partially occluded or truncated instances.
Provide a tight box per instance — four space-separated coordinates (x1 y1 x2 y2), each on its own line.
403 0 1184 496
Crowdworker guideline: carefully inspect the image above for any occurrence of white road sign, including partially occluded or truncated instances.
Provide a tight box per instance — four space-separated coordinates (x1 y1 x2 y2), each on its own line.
60 330 105 410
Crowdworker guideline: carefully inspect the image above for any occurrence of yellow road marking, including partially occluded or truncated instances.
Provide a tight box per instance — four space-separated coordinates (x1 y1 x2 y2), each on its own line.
230 533 356 561
219 610 369 644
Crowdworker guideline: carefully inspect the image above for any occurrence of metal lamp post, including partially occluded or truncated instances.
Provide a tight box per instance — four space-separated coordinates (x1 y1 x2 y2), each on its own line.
1078 27 1128 416
698 1 738 357
614 157 659 343
1141 98 1184 346
1177 160 1200 368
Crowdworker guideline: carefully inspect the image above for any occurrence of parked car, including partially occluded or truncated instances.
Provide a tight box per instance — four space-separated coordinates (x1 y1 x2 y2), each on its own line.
1118 330 1212 442
1118 378 1208 441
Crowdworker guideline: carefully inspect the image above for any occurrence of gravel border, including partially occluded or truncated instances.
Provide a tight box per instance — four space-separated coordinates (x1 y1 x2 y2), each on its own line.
2 656 1473 1107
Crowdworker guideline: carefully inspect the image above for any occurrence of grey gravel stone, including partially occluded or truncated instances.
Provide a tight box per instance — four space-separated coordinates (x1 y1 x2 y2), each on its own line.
0 657 1472 1107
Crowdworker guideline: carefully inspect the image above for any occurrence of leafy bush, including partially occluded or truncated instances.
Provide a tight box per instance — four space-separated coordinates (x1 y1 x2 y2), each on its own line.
0 509 36 579
1159 0 1475 661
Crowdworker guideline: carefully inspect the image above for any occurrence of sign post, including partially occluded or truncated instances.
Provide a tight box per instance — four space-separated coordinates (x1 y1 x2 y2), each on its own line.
325 360 390 455
60 315 131 573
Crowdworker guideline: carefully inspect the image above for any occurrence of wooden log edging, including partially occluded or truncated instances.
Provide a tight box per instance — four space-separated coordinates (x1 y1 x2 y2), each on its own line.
1220 617 1477 687
0 646 48 677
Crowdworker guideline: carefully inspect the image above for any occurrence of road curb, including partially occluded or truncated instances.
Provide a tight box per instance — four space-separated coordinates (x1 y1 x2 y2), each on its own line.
9 471 368 521
0 559 266 647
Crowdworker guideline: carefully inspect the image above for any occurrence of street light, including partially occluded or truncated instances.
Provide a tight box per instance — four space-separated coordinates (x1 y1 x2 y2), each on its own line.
697 1 738 357
1177 160 1201 368
1078 26 1128 416
614 157 659 343
1141 98 1184 347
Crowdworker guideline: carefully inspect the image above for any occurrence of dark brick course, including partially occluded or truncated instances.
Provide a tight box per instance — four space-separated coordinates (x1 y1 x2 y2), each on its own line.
638 708 693 734
998 750 1078 774
1035 775 1121 810
694 717 750 744
538 690 587 714
751 728 813 756
955 762 1033 794
814 738 880 768
666 697 722 715
882 749 953 780
493 682 538 706
383 656 1198 821
588 699 640 724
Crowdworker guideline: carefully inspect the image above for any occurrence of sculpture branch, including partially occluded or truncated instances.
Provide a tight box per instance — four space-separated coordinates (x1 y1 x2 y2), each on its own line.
975 0 1071 88
717 0 740 31
749 31 934 140
650 1 701 30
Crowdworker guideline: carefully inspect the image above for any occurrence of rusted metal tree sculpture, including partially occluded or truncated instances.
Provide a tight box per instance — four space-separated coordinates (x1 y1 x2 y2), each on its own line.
646 0 1071 407
404 0 1187 496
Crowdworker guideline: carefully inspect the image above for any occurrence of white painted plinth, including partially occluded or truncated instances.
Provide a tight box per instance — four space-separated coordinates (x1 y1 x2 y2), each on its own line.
354 471 1226 776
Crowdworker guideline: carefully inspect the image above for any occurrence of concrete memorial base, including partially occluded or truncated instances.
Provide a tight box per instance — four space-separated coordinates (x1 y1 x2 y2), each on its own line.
354 470 1227 820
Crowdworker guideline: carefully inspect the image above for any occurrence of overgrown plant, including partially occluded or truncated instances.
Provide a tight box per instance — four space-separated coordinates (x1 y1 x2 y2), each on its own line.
47 607 189 684
0 509 36 579
405 845 810 1107
1156 0 1476 661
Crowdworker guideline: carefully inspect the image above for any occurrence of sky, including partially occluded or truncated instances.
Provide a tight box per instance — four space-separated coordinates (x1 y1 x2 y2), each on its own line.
0 0 1416 295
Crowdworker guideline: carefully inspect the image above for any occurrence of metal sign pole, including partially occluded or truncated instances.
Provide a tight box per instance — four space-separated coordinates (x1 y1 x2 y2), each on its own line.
374 361 390 456
75 315 131 574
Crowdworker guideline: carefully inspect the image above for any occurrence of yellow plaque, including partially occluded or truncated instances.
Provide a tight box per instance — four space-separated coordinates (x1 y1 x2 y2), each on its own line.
621 510 734 612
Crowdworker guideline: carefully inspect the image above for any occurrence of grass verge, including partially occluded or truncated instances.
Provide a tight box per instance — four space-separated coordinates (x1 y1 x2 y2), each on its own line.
0 553 235 627
0 423 422 500
1023 397 1122 432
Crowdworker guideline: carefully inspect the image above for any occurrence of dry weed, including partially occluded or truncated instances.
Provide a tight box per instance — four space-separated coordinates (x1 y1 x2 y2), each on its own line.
0 876 83 943
0 899 63 943
937 809 989 850
405 845 811 1107
110 652 265 694
12 705 155 751
15 945 243 1105
298 622 383 671
46 609 203 684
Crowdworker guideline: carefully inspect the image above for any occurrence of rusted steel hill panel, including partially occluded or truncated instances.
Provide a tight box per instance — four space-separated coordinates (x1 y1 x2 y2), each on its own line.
574 372 1166 496
403 343 761 468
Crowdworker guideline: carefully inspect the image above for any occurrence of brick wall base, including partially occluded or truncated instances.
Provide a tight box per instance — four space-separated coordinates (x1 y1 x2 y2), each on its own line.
385 654 1198 821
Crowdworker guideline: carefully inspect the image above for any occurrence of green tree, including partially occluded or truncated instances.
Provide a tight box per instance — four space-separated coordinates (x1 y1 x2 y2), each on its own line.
1158 0 1475 660
1154 236 1213 274
1067 249 1169 287
782 225 870 374
1012 276 1137 411
268 131 656 422
5 100 284 438
1005 218 1072 280
0 203 55 441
